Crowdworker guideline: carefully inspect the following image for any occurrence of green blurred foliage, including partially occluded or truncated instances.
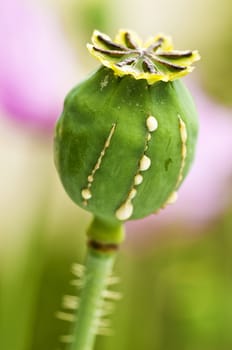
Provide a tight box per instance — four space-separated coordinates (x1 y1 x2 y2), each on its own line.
78 0 110 38
6 204 230 350
198 0 232 106
54 0 116 70
96 207 232 350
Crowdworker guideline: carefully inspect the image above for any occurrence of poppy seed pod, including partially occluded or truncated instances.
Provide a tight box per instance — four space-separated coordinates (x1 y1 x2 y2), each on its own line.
54 30 200 224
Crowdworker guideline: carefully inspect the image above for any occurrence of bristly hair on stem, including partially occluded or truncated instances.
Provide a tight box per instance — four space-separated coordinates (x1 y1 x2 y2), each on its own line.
56 219 124 350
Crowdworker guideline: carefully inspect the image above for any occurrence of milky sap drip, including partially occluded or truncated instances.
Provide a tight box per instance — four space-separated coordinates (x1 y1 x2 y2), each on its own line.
115 116 158 221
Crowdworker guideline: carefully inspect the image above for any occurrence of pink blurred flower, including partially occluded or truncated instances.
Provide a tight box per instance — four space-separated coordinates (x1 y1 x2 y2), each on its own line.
127 83 232 235
0 0 79 132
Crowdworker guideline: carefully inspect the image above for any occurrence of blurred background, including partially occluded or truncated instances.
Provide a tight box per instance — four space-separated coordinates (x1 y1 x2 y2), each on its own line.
1 0 232 349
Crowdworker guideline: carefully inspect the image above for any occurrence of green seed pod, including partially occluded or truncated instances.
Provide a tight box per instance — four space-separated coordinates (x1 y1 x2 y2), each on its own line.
54 30 200 225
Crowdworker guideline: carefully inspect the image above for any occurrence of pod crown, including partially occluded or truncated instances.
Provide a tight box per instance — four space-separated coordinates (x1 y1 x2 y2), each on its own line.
87 29 200 84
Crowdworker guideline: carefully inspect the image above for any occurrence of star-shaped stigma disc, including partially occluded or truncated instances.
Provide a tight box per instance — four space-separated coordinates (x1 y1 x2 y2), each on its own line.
87 30 200 84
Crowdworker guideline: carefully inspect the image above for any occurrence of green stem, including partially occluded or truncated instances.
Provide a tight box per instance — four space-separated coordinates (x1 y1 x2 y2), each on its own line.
66 217 124 350
70 247 117 350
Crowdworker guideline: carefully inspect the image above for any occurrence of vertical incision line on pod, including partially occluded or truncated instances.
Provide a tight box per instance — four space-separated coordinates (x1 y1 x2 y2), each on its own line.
176 115 187 187
81 123 116 205
162 114 187 207
115 115 158 221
